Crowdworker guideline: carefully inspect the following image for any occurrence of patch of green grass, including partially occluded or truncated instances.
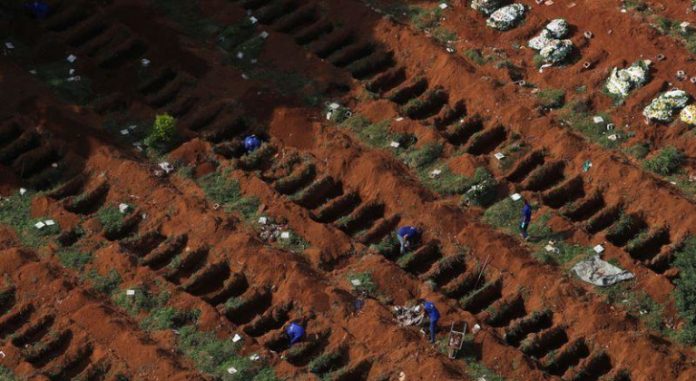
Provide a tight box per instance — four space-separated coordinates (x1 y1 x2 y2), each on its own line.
483 198 556 242
533 241 592 266
112 287 170 316
536 88 565 109
347 272 378 296
673 237 696 344
141 307 200 331
370 233 399 256
461 167 498 207
597 281 665 334
198 170 260 220
35 61 92 105
96 205 126 237
83 269 122 295
274 230 310 254
57 250 92 271
152 0 220 39
643 146 684 176
177 325 278 380
308 350 344 375
0 366 19 381
0 192 60 248
625 141 651 159
559 101 618 148
400 143 443 169
464 49 486 65
465 360 506 381
418 164 471 196
341 116 394 148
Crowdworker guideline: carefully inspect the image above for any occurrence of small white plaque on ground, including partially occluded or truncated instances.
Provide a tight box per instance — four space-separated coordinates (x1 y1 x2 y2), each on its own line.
227 367 238 375
389 141 400 148
69 68 75 75
44 219 55 226
280 231 291 239
232 333 242 342
545 244 556 252
51 162 58 168
494 152 505 160
34 221 46 229
249 353 260 361
236 51 244 59
328 102 340 110
430 168 442 177
395 117 404 122
119 203 130 214
510 193 522 201
351 278 362 286
593 244 605 254
438 3 448 9
120 129 130 135
258 216 268 224
66 54 77 63
249 16 258 24
126 289 136 296
19 188 27 195
260 31 269 39
593 116 604 124
5 41 14 49
141 58 150 67
607 134 618 141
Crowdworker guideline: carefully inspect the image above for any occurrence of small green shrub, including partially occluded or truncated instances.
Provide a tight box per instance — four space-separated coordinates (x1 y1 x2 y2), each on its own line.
141 307 199 331
198 170 260 220
626 141 651 159
536 88 565 109
145 113 178 148
643 146 684 176
112 287 170 316
401 143 443 169
83 269 122 295
96 205 125 236
673 237 696 344
0 192 59 248
347 272 378 296
464 49 486 65
57 250 92 270
308 350 344 375
533 241 591 266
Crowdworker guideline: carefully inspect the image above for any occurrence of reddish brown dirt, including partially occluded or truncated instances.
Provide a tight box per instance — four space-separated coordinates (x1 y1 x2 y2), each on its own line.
2 0 696 380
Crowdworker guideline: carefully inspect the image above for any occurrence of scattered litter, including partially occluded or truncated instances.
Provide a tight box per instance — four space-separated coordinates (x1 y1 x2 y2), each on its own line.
643 89 691 122
120 129 130 135
486 4 527 31
232 333 242 342
538 63 553 73
471 0 505 16
429 168 442 178
126 289 136 296
351 278 362 286
395 117 404 121
389 141 400 148
159 162 175 174
438 3 448 9
66 54 77 63
393 305 424 327
34 221 46 230
677 70 688 81
260 31 269 39
258 216 268 224
227 367 238 375
583 160 592 172
249 16 258 24
249 354 260 361
593 115 605 124
259 220 290 243
680 104 696 125
280 231 291 240
19 188 26 195
494 152 505 160
572 255 634 286
141 58 150 67
471 324 481 334
510 193 522 201
605 60 651 98
446 47 455 53
4 41 14 49
119 203 130 214
545 241 560 254
593 244 605 254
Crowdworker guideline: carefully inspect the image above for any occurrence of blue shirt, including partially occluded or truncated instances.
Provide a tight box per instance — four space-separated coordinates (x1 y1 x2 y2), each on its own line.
521 204 532 223
423 301 440 321
243 135 262 153
286 323 305 344
26 1 51 19
397 226 419 239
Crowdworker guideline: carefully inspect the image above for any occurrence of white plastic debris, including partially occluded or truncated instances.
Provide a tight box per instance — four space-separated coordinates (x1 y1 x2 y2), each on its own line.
593 244 605 254
66 54 77 63
494 152 505 160
429 168 442 178
236 51 244 59
439 3 448 10
328 102 340 110
389 141 400 148
681 21 691 32
398 371 407 381
258 216 268 224
66 76 81 82
260 31 269 39
29 69 37 75
395 117 404 122
351 278 362 286
471 0 505 16
241 73 249 80
249 353 260 361
126 289 136 296
141 58 151 67
4 41 14 49
34 221 46 229
120 129 130 135
227 367 238 375
232 333 242 342
119 203 130 214
19 188 27 195
69 68 75 76
510 193 522 201
643 89 691 122
471 324 481 334
486 4 527 31
607 134 618 141
249 16 258 24
44 219 55 226
593 116 605 124
280 231 291 239
159 162 175 174
446 47 455 53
